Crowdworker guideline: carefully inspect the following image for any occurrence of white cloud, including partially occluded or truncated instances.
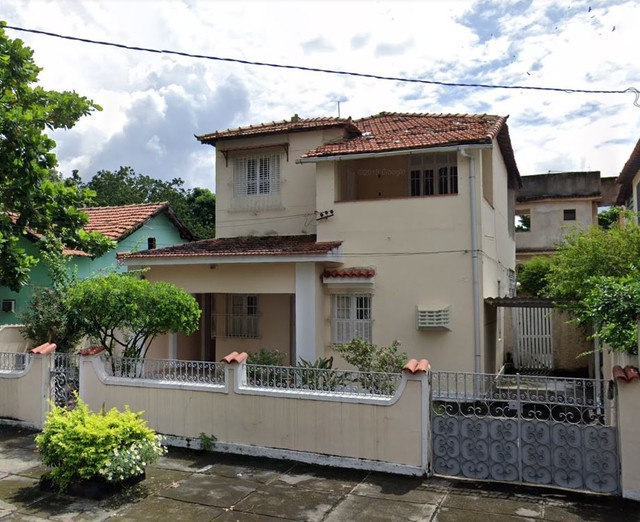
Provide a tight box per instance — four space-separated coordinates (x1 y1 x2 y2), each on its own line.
1 0 639 187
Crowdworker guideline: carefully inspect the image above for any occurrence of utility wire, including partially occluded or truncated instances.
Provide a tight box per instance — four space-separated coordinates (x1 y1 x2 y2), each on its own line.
5 24 631 96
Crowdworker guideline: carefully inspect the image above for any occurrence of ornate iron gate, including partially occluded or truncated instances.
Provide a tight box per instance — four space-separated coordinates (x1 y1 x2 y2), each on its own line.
430 371 620 495
50 353 80 408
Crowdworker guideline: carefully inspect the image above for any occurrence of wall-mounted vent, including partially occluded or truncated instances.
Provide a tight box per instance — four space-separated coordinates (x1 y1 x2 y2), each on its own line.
1 299 16 313
417 306 451 330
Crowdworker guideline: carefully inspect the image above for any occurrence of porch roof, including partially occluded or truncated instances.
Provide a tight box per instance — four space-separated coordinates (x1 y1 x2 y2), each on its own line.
119 234 342 264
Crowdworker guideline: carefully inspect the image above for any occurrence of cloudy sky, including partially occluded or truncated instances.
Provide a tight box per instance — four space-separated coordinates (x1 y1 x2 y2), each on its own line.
2 0 639 191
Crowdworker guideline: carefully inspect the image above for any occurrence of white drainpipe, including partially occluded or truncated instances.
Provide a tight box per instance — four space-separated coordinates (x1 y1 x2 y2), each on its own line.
460 147 482 375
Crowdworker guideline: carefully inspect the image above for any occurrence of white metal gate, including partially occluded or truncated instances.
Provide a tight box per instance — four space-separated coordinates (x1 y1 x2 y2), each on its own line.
430 371 620 495
513 307 553 370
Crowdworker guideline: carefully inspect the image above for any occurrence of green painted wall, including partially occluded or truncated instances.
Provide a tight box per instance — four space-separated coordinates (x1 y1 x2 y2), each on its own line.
0 212 189 325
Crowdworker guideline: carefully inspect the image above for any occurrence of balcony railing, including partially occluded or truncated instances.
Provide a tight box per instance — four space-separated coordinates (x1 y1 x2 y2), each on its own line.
246 364 402 397
0 352 29 372
102 356 225 385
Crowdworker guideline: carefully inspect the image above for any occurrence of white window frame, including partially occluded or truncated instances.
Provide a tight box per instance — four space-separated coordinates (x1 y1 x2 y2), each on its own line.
234 153 281 198
228 294 259 338
409 152 458 196
331 294 372 344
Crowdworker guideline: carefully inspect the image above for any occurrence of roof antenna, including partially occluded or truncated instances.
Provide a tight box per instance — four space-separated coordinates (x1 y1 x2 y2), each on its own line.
625 87 640 108
337 101 341 118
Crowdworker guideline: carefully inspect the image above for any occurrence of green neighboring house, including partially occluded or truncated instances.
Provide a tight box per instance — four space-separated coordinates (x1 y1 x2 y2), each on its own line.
0 202 193 325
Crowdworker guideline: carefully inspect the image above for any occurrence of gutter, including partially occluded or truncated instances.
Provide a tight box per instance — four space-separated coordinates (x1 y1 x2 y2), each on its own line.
297 144 493 164
459 146 483 375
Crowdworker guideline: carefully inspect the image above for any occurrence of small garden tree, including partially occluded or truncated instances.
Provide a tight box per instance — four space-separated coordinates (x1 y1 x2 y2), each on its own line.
517 256 552 297
66 273 200 359
546 218 640 353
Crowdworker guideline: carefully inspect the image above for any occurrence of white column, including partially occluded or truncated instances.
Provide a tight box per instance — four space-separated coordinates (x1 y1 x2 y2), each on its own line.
295 263 317 363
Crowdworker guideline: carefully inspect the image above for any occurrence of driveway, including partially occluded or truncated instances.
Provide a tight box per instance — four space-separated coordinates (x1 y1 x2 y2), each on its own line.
0 424 638 521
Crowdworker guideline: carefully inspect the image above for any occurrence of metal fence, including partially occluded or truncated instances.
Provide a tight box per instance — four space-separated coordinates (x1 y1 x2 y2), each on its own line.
431 371 608 424
102 356 226 385
246 364 402 397
0 352 29 372
431 370 619 494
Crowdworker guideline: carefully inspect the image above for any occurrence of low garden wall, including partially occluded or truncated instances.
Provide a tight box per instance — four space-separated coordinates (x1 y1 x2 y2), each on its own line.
79 353 430 475
0 353 48 428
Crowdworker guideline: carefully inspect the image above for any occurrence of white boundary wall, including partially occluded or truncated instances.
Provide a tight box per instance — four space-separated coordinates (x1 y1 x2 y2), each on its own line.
79 356 430 476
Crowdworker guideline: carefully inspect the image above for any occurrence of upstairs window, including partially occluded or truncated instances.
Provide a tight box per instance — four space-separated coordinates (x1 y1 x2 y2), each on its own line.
409 152 458 196
234 154 281 197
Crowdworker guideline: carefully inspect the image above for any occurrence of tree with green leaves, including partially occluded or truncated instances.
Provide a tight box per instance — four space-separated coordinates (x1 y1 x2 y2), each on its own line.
66 273 201 361
19 250 84 352
78 166 216 239
517 256 552 297
0 23 112 292
546 220 640 353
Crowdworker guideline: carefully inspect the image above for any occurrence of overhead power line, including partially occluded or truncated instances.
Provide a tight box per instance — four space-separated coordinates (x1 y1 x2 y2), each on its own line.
5 24 632 96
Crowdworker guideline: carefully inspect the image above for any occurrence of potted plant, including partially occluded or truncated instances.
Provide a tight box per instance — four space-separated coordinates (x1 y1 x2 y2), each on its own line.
36 396 166 499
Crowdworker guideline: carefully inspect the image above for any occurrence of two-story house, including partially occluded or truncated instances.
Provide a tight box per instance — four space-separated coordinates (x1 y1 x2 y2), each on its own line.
515 171 617 264
122 113 521 373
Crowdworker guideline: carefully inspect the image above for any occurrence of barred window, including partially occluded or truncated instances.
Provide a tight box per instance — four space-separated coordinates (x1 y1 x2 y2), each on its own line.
331 294 372 344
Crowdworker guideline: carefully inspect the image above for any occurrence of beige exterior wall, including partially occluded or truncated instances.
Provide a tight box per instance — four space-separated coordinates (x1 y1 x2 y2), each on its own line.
516 198 597 259
214 129 345 238
0 355 47 427
144 263 296 294
215 293 292 364
80 357 428 472
316 155 476 370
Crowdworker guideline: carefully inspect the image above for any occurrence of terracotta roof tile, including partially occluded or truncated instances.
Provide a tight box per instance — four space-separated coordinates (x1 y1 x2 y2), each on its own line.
302 112 506 158
403 359 430 374
616 136 640 204
30 342 57 354
78 346 106 356
121 234 341 260
81 202 191 241
613 365 640 383
222 351 249 364
197 116 360 145
323 267 375 279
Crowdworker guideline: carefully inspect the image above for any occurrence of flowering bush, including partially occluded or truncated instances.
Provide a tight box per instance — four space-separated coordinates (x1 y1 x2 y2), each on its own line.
98 435 166 483
36 395 166 491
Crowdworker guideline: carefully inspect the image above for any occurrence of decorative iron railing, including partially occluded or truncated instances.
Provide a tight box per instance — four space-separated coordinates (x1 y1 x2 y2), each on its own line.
102 356 226 385
245 364 402 397
0 352 30 372
431 371 610 426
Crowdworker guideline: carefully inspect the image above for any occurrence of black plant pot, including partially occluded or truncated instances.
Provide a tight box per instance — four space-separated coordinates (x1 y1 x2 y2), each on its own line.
40 471 146 500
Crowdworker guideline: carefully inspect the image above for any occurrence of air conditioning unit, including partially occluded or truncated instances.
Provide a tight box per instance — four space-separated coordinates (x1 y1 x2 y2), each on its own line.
1 299 16 313
417 306 451 331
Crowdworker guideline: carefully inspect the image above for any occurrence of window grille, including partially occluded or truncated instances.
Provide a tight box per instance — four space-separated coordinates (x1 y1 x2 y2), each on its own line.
331 294 372 344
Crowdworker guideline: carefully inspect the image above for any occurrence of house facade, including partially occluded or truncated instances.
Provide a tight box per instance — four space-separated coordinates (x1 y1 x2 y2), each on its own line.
0 202 192 325
515 171 617 264
123 113 521 373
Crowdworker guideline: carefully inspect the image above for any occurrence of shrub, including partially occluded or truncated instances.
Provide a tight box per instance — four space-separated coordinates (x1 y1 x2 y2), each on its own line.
35 396 166 491
334 338 408 374
517 256 552 297
247 348 286 366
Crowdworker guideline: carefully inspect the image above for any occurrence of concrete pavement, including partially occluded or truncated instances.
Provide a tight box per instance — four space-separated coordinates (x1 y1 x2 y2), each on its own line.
1 424 639 521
